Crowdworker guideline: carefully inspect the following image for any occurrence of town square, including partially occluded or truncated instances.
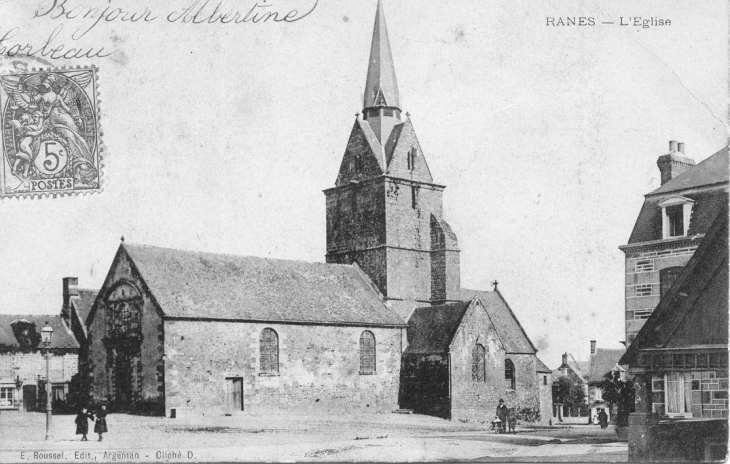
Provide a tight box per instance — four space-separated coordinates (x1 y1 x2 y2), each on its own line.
0 0 726 462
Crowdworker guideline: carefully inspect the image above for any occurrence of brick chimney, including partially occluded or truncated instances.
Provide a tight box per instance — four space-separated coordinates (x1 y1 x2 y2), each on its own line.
561 353 568 367
657 140 695 185
63 277 79 300
590 340 596 355
61 277 79 325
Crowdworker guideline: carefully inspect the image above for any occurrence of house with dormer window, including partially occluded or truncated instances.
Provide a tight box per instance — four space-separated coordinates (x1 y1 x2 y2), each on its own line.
621 203 728 462
619 143 728 343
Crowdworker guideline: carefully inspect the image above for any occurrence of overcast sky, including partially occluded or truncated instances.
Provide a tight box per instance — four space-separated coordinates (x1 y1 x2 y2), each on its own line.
0 0 726 368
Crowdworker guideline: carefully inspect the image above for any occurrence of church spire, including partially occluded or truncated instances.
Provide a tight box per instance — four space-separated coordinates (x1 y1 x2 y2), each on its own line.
364 0 400 110
362 0 401 143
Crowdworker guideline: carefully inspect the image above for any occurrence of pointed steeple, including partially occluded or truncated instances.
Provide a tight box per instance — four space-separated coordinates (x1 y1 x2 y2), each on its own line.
362 0 402 144
364 0 400 110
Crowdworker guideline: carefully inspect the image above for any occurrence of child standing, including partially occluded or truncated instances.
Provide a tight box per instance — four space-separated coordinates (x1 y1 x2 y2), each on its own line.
94 404 108 442
75 407 94 441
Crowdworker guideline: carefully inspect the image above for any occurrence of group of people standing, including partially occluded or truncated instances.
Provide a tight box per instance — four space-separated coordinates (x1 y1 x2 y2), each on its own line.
74 405 108 441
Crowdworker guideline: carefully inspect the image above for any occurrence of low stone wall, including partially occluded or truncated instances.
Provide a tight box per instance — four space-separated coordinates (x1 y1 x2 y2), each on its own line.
629 415 728 462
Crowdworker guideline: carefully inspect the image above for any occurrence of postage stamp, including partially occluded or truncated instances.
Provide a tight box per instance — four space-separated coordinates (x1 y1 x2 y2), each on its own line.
0 67 102 197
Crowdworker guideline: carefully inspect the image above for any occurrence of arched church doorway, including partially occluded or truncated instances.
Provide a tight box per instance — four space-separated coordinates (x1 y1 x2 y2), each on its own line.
102 282 143 411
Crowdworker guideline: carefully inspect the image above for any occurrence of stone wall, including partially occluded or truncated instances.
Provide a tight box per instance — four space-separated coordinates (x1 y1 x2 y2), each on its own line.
639 418 728 462
501 354 541 419
538 372 553 425
326 173 460 311
164 320 403 416
87 249 164 410
623 239 699 342
0 352 77 383
651 369 729 419
447 303 542 422
0 352 78 410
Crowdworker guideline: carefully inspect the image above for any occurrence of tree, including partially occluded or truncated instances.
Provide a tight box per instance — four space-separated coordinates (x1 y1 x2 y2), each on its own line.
597 371 635 427
553 375 588 416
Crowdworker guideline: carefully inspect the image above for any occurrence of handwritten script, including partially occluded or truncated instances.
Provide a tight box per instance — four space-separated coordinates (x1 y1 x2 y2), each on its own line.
0 0 319 60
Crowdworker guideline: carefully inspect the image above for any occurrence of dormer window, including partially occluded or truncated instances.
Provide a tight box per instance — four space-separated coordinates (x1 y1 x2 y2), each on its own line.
658 196 694 239
666 206 683 237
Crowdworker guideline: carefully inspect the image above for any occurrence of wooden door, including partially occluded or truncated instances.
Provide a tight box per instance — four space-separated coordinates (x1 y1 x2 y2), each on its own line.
225 378 243 412
23 385 36 411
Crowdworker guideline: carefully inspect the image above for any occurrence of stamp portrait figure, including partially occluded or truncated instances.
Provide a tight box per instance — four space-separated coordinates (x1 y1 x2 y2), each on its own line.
0 67 102 197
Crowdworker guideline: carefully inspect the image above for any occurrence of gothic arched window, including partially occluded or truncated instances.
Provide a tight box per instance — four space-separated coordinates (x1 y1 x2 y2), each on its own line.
105 282 141 337
360 331 376 374
260 328 279 374
505 358 516 390
472 344 485 382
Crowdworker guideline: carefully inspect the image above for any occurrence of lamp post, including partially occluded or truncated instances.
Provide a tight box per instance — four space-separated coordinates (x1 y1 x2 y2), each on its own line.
41 322 53 441
14 375 22 410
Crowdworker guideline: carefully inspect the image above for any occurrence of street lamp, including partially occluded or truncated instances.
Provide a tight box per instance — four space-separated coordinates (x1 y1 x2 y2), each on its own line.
14 375 22 410
40 321 53 441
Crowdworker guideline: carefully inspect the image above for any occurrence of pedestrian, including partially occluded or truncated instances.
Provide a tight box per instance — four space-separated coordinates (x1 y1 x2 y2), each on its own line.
94 404 108 441
599 409 608 429
496 399 508 433
75 407 94 441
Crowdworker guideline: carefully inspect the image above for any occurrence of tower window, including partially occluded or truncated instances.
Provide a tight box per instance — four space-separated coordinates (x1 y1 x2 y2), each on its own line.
383 109 393 117
407 147 417 171
666 205 683 237
355 154 362 172
411 186 417 209
260 328 279 374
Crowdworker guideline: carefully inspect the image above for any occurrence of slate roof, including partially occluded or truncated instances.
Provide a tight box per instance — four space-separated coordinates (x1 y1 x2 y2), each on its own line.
121 244 405 327
650 146 728 195
0 315 78 351
405 290 538 357
73 289 98 324
461 289 537 354
586 348 625 383
554 353 588 383
535 356 552 373
627 147 728 244
404 301 470 354
621 203 728 366
363 0 400 109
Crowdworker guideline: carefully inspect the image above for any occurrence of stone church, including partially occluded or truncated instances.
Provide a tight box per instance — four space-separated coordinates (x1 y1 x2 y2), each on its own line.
84 0 551 421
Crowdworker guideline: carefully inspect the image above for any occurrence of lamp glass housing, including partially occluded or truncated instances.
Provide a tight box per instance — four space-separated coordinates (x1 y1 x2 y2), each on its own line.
41 322 53 345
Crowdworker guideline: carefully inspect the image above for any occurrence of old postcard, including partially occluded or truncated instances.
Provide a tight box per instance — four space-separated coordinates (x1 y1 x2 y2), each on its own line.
0 0 726 462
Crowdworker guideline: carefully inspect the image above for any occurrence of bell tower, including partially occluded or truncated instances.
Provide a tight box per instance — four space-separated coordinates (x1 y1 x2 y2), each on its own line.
324 0 460 319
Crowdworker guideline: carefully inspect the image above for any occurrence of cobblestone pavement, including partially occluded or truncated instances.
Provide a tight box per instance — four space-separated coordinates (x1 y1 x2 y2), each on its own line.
0 411 627 462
